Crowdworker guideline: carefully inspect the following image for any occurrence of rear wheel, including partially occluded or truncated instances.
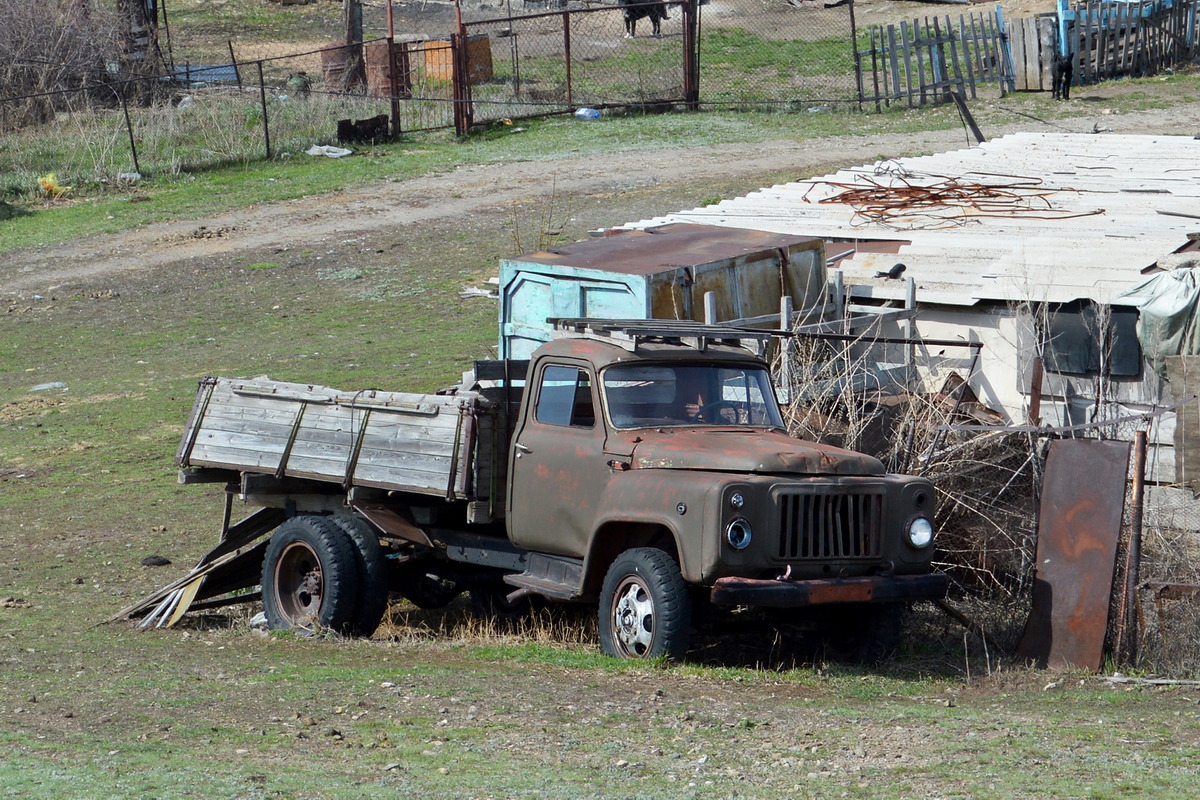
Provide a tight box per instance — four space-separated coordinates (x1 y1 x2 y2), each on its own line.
599 548 691 661
262 516 360 635
327 514 389 637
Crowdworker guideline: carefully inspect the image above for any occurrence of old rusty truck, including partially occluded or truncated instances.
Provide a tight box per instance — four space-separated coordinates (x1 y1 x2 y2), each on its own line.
131 319 946 661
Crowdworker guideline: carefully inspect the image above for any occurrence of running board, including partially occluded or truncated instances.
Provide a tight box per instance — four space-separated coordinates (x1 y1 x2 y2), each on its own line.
503 553 584 601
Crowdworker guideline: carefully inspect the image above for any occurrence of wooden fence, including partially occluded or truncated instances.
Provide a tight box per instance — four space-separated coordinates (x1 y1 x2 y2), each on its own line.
857 10 1016 110
1008 15 1058 91
1006 0 1197 91
1066 0 1196 84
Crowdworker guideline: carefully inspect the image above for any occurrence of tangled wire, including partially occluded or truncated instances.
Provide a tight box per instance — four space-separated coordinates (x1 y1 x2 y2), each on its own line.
803 162 1106 230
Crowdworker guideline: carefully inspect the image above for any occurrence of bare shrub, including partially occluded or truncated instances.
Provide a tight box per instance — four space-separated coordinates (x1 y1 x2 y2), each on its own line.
0 1 125 128
778 326 1044 652
1134 487 1200 674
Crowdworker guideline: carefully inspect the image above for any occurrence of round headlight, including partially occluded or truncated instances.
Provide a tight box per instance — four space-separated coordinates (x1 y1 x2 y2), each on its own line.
726 518 752 550
729 492 745 510
907 517 934 549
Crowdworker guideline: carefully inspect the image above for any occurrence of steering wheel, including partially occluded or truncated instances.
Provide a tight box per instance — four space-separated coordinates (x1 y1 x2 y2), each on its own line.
698 401 739 424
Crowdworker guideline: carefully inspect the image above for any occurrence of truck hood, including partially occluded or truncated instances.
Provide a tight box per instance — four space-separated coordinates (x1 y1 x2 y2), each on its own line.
627 428 885 476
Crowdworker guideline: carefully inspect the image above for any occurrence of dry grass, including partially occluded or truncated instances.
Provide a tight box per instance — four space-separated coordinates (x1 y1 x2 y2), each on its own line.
375 596 598 649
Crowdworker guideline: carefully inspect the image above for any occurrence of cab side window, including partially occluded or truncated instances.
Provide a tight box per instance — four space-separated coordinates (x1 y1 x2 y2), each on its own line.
534 366 595 428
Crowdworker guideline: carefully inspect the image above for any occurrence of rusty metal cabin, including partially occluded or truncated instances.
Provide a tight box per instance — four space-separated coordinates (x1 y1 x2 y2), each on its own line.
626 133 1200 482
498 223 827 360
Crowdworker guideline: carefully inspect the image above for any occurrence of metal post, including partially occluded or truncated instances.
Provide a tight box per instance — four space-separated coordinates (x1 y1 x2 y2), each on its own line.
848 0 863 108
682 0 700 108
256 60 272 159
1028 356 1044 425
832 269 845 329
563 11 572 109
452 1 471 135
1124 429 1148 665
386 0 401 138
778 295 794 405
227 40 243 91
119 87 142 176
703 292 717 325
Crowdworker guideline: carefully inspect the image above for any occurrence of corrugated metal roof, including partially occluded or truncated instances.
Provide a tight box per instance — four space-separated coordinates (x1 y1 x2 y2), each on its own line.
511 223 817 276
626 133 1200 306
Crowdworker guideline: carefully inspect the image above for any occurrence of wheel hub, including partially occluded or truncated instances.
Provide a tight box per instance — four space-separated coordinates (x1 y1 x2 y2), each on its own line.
275 541 324 628
612 578 655 657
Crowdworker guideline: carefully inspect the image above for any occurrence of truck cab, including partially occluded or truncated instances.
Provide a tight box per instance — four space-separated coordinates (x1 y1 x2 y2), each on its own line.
503 320 945 660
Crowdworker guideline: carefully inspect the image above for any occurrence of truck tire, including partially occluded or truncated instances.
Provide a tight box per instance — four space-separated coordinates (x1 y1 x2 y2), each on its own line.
599 548 691 661
327 514 389 637
824 602 904 665
262 516 361 635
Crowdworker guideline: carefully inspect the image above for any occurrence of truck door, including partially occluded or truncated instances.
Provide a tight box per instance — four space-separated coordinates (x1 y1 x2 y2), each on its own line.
507 362 608 558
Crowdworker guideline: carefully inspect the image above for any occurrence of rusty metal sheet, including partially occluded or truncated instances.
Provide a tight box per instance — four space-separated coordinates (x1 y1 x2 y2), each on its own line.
1017 439 1130 671
518 223 819 276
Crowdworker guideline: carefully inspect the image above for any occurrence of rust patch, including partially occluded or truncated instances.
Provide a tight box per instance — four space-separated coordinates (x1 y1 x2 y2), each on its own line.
807 581 875 604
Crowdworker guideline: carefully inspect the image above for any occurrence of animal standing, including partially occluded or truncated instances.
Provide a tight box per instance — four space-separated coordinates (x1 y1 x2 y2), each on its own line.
1051 51 1073 101
336 113 390 145
620 0 669 38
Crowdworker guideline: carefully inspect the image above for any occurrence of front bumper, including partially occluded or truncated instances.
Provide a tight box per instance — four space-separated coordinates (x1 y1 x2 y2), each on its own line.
710 573 948 608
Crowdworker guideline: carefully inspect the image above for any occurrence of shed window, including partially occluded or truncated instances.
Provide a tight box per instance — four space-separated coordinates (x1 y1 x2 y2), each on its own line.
1042 301 1141 377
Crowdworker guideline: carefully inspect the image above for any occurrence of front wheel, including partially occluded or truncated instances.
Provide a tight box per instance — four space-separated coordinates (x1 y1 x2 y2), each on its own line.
598 548 691 661
262 516 360 635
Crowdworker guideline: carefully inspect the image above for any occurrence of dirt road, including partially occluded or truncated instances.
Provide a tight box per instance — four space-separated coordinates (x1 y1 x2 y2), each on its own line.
6 88 1200 298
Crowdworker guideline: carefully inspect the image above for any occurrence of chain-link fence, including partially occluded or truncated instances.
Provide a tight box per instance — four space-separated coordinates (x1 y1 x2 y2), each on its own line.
2 0 867 199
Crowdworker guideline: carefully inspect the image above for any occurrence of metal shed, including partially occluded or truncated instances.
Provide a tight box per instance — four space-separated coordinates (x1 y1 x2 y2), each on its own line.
499 223 826 359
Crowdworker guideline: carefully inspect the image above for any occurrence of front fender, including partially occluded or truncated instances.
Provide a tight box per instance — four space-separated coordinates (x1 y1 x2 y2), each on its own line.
585 469 725 584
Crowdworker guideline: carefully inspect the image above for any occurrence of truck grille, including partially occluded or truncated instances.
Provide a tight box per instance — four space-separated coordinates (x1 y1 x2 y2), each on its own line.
777 490 884 560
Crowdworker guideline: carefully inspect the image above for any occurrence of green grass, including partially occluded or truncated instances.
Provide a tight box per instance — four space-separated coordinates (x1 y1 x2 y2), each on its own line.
5 43 1200 796
0 97 1029 252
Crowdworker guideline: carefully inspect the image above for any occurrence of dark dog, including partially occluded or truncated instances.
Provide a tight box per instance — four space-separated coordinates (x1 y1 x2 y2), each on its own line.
336 114 390 145
1051 51 1073 101
620 0 669 38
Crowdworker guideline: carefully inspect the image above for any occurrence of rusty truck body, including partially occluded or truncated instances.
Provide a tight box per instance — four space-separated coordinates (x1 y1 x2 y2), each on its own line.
162 319 945 660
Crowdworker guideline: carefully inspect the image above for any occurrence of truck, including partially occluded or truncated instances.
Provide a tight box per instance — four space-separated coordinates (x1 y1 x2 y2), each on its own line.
135 319 946 661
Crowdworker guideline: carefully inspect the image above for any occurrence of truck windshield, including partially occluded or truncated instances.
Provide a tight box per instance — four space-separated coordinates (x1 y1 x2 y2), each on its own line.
602 363 785 429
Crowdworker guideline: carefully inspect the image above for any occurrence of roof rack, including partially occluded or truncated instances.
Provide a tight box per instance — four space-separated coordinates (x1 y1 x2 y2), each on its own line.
550 318 777 355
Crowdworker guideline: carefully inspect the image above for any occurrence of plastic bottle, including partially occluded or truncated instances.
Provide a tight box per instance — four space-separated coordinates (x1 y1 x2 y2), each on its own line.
573 107 600 120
